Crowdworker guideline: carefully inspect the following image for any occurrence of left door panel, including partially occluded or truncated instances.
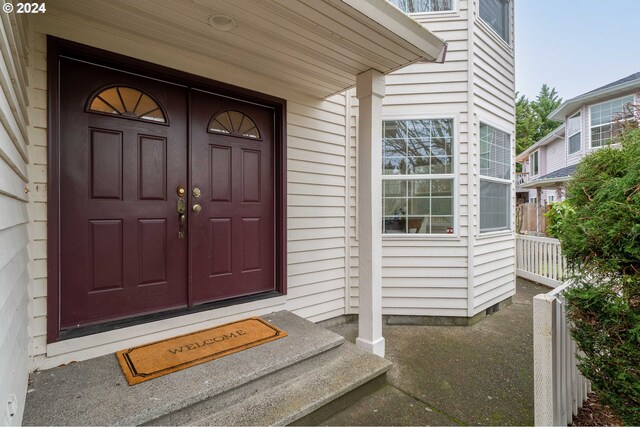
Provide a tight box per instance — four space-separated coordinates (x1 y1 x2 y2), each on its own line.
59 58 188 328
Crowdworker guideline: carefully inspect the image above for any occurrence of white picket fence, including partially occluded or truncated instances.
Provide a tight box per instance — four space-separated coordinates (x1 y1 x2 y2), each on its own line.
516 234 591 426
516 234 567 287
533 282 591 426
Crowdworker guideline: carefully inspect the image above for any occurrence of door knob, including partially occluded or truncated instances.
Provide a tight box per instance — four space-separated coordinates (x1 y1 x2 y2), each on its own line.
192 204 202 213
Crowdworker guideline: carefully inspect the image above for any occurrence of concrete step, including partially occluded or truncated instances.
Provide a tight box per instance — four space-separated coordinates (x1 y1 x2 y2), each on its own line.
147 339 391 426
23 311 390 426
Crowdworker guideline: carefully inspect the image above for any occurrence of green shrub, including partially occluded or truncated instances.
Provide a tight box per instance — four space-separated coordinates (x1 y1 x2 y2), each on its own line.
552 128 640 425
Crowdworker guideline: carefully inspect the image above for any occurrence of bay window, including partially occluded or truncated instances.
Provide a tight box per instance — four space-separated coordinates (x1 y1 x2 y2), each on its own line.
480 123 511 232
382 119 455 234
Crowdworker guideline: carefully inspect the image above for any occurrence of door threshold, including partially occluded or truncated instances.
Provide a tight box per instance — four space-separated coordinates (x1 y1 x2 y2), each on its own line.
58 291 282 341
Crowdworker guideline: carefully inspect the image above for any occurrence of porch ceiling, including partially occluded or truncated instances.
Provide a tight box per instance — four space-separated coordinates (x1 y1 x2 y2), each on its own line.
41 0 446 99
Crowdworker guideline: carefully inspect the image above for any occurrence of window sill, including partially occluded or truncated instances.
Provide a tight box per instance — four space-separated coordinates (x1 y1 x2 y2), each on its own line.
383 233 460 241
475 18 513 53
409 10 460 20
477 229 514 240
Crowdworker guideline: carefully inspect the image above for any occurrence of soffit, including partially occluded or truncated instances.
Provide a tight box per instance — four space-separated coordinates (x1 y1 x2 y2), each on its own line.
40 0 446 99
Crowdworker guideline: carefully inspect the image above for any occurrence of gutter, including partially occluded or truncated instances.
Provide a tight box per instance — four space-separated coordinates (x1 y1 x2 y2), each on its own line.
519 176 572 189
516 126 565 162
549 80 640 121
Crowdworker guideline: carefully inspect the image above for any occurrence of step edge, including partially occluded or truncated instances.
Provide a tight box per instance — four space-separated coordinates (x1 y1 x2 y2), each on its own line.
123 335 346 426
192 343 392 426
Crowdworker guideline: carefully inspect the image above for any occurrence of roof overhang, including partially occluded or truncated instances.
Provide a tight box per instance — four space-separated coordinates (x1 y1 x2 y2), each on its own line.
519 176 572 190
550 80 640 121
36 0 447 99
516 124 565 162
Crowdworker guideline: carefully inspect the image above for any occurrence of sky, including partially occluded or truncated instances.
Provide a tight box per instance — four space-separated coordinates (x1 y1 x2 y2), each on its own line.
515 0 640 102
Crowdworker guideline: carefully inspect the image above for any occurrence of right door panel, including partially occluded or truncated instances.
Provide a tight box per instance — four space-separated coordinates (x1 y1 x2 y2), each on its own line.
190 90 275 304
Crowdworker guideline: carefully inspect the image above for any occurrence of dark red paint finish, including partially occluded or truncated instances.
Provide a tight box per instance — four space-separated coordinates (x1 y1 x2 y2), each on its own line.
48 37 287 341
190 90 275 303
59 58 189 327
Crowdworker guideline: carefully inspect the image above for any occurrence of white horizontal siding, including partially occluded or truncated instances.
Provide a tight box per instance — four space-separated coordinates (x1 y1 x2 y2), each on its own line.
472 0 515 133
350 2 471 317
544 137 567 174
473 234 516 312
285 94 348 323
25 32 47 367
469 0 515 314
0 13 30 426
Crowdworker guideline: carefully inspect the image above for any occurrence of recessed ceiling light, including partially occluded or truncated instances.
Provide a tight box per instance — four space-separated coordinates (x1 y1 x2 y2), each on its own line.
209 15 237 32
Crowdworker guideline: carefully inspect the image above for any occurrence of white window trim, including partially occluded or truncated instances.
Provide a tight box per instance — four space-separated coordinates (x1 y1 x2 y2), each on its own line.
390 0 458 16
381 114 460 239
529 149 539 178
588 94 635 149
478 120 513 235
567 110 582 156
476 0 513 50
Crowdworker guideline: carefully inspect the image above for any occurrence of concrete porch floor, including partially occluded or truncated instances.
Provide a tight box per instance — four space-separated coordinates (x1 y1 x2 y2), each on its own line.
320 278 547 426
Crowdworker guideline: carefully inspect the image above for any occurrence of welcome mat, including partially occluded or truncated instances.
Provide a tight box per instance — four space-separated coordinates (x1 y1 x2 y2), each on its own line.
116 317 287 385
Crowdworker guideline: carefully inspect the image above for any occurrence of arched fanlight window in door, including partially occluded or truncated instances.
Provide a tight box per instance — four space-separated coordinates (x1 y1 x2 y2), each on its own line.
208 110 261 139
87 86 167 124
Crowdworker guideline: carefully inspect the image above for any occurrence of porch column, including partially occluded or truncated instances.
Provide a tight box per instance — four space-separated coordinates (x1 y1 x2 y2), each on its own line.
355 69 385 357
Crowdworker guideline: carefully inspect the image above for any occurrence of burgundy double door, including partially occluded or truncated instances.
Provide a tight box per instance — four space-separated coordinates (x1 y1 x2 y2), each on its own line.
59 58 275 329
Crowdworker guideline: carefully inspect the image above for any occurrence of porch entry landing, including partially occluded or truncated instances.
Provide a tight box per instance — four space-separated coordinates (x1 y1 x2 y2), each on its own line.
23 311 391 426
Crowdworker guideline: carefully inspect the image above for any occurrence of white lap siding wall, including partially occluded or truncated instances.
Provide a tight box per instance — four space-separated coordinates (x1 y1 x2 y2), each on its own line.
350 0 516 318
0 13 32 426
351 0 473 317
471 0 516 312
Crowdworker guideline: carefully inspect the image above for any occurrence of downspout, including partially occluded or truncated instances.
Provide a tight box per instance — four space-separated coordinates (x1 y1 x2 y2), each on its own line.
466 0 477 318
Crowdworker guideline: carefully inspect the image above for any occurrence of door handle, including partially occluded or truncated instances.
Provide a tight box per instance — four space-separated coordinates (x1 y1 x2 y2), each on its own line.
177 197 186 239
178 213 186 239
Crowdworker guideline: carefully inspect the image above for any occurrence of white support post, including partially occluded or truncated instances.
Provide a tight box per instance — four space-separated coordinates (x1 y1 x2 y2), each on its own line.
355 69 385 357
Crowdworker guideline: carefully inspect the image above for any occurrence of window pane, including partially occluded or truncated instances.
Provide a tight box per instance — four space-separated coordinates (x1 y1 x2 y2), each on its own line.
479 0 510 43
530 151 538 176
590 96 634 147
568 132 581 154
388 0 454 13
384 197 407 216
480 180 510 232
431 216 454 234
384 119 453 176
480 123 511 180
383 180 407 197
382 178 453 234
383 157 407 175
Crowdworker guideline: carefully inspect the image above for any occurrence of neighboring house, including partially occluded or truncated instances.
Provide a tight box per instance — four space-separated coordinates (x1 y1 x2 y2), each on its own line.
0 0 514 424
517 72 640 203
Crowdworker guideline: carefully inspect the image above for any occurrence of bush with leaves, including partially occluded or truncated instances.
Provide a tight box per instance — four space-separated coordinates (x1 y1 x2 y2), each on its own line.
547 127 640 425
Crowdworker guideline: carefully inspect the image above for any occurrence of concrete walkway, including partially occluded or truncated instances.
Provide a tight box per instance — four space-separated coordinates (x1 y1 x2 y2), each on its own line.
321 278 548 426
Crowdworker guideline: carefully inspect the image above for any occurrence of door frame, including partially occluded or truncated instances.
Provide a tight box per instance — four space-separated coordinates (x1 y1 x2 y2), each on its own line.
47 37 287 343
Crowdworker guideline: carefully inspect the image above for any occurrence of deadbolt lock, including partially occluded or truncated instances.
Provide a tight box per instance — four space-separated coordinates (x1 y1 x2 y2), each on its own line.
192 187 201 198
192 203 202 214
177 186 186 197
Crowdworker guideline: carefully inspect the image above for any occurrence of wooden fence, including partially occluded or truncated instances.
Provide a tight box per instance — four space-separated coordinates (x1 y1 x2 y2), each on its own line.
533 282 591 426
516 202 551 235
